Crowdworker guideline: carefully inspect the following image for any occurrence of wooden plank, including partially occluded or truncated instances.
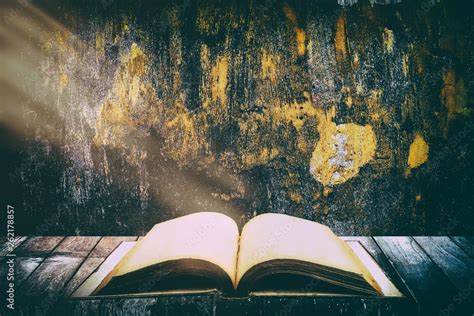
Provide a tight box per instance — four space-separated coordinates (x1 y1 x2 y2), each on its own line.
19 254 85 298
375 236 471 316
14 237 100 314
52 236 101 257
414 237 474 312
61 294 219 316
16 255 85 315
15 237 101 314
62 237 137 297
89 236 137 258
219 296 412 316
0 237 43 312
450 237 474 258
0 236 28 256
15 257 45 284
63 295 412 316
11 237 85 291
14 236 65 257
62 257 106 297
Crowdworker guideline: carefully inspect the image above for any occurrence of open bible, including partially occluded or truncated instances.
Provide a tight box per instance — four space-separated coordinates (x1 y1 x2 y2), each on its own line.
87 212 400 297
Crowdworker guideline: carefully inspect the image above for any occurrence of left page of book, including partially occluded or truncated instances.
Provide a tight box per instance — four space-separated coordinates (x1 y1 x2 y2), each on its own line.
104 212 240 288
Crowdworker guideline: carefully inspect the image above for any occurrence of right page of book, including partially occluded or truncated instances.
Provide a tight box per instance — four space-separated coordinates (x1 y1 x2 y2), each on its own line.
236 213 379 292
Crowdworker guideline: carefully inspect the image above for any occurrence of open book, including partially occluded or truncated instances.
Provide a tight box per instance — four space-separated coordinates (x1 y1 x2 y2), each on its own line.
88 212 400 297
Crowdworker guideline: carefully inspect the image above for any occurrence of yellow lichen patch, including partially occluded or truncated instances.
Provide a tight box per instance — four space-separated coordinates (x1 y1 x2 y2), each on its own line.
342 86 353 108
210 55 229 104
163 111 205 166
335 15 347 63
94 43 159 149
353 52 360 69
56 29 70 50
261 49 279 82
241 147 279 169
95 32 105 57
270 92 317 131
407 133 429 169
402 54 409 76
382 27 394 53
289 192 303 204
200 45 231 126
366 89 391 124
310 108 377 187
283 4 298 24
195 7 223 36
127 43 148 76
58 72 69 92
295 27 306 56
441 69 469 122
297 136 308 152
283 4 306 56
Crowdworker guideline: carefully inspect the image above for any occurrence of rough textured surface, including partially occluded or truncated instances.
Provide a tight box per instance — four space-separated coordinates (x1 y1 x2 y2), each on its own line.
0 0 473 235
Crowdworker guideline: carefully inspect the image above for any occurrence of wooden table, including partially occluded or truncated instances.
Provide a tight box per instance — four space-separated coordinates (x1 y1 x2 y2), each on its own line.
1 236 473 315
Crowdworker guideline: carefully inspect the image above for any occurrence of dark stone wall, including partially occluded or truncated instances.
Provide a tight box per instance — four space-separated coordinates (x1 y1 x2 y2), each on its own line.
1 0 473 235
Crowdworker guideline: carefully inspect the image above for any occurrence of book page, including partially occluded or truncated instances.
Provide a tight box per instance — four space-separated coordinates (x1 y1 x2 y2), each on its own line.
346 241 402 297
236 213 380 292
110 212 240 287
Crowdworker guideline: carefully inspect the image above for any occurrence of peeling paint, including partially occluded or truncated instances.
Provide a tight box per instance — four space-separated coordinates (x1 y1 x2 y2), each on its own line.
383 27 394 53
283 4 306 56
407 133 429 169
310 108 377 187
261 49 279 82
335 15 347 63
94 43 159 150
270 92 317 131
295 27 306 56
241 147 279 169
441 69 469 123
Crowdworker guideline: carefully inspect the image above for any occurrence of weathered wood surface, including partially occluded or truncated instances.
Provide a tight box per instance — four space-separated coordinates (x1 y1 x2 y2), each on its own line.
413 236 474 312
375 236 472 316
1 236 473 315
0 237 27 257
2 0 473 236
0 237 137 315
451 236 474 258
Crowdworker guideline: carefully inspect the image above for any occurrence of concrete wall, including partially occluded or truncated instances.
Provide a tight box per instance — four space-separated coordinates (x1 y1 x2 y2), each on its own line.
1 0 473 235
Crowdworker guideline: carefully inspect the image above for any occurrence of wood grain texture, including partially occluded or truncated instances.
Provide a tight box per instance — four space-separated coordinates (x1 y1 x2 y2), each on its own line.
414 236 474 312
52 236 101 257
14 237 100 315
61 237 137 297
451 236 474 258
62 257 106 297
15 257 45 285
13 237 65 257
0 236 27 256
88 236 138 257
60 295 219 316
374 236 471 316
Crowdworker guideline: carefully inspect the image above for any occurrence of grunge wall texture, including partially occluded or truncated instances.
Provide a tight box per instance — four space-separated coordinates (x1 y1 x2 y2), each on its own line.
1 0 473 235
